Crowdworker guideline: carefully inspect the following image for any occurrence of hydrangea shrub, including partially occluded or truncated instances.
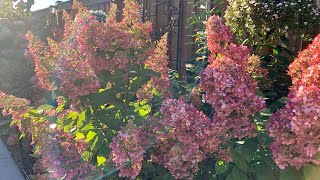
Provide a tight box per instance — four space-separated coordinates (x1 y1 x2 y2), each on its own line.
1 0 169 178
225 0 320 41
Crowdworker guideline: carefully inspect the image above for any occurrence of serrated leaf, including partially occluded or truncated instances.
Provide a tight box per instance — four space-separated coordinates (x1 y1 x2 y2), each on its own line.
36 104 55 114
251 162 277 180
231 167 248 180
67 111 79 120
75 132 85 139
232 150 248 172
82 150 93 161
81 123 95 132
85 130 97 143
142 161 157 178
240 139 258 162
97 156 107 166
77 109 86 128
215 160 229 175
46 116 57 123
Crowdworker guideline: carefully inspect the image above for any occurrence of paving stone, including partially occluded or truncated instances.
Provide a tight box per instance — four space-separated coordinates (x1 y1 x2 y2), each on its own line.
0 140 24 180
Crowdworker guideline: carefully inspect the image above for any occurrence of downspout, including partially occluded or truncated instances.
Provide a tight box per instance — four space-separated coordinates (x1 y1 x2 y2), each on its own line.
141 0 145 22
175 0 183 72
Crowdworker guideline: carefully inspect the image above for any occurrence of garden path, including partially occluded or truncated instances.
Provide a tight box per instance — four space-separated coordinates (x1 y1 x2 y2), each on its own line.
0 140 24 180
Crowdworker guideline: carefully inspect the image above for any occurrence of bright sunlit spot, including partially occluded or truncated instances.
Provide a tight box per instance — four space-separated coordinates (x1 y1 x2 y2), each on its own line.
31 0 68 11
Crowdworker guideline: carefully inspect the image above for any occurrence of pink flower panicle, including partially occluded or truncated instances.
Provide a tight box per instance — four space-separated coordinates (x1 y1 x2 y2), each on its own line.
152 98 209 179
109 121 153 179
201 15 265 140
206 15 232 54
268 34 320 170
137 33 171 100
288 34 320 86
25 32 57 90
35 130 96 179
25 0 157 101
0 91 31 130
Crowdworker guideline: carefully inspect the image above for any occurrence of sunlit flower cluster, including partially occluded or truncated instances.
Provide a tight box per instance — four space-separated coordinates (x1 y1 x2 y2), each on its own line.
206 15 232 54
268 34 320 170
109 121 153 179
288 34 320 87
34 130 96 179
0 91 30 130
25 0 159 100
153 98 208 179
137 33 171 100
0 91 96 179
201 15 265 140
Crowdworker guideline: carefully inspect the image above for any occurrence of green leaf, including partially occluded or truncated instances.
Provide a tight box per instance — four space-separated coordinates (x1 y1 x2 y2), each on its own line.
36 104 55 114
142 161 157 179
92 133 107 155
75 132 85 139
281 35 290 48
280 168 304 180
28 109 42 117
77 109 87 128
270 97 288 112
226 174 233 180
19 132 26 139
232 150 248 172
95 142 110 167
238 139 258 162
85 130 97 143
82 150 93 161
97 156 107 166
273 48 279 55
277 97 288 104
152 176 163 180
251 162 277 180
81 123 95 132
164 173 175 180
231 167 248 180
67 111 79 120
215 160 229 175
97 109 126 131
46 116 57 123
275 55 290 65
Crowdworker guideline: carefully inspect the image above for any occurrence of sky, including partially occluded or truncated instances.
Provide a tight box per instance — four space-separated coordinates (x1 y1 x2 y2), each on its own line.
31 0 68 11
